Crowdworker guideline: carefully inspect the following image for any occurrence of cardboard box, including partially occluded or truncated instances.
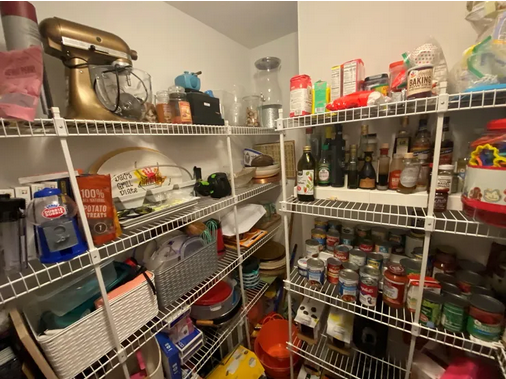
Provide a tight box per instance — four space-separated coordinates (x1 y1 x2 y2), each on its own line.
156 333 182 379
342 59 365 96
295 297 328 344
175 327 203 364
331 65 342 101
313 81 330 114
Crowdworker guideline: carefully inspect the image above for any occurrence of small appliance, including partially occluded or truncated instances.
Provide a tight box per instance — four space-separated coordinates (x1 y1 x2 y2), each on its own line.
175 71 202 91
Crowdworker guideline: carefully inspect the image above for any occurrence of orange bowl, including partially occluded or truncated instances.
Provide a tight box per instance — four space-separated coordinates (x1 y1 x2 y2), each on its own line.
257 319 297 360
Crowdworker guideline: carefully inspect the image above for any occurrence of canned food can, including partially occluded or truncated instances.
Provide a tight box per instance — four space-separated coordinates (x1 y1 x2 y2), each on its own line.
305 239 320 258
371 227 388 241
406 230 424 257
400 258 422 275
441 293 469 333
327 257 342 284
356 224 371 239
389 228 408 247
341 233 355 246
349 249 367 267
374 240 392 261
307 258 325 288
314 217 328 231
334 244 350 262
298 258 308 278
366 252 383 271
341 224 354 235
359 238 374 253
326 230 340 251
359 265 380 307
328 220 341 233
311 228 326 251
420 291 444 328
338 269 359 302
343 261 359 273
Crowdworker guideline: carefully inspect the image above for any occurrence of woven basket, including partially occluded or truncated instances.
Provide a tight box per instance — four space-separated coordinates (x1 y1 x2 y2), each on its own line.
155 242 218 308
26 272 158 379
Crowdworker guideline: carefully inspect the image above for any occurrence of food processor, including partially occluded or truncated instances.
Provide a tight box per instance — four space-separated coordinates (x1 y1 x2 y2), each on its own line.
254 57 282 129
39 17 152 121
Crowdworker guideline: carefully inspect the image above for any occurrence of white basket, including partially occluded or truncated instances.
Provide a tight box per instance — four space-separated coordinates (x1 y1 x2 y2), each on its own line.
26 272 158 379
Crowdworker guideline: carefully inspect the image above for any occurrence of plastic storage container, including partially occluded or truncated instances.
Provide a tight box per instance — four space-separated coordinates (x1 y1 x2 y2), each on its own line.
462 118 506 228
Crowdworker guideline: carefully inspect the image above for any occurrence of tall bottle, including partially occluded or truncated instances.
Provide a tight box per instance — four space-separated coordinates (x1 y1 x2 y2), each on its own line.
318 144 331 186
331 124 345 187
397 153 420 194
297 146 316 201
388 153 404 190
348 144 359 189
439 116 454 165
357 124 369 171
394 116 412 156
416 154 430 192
306 128 320 163
359 148 376 189
412 117 431 159
377 143 390 190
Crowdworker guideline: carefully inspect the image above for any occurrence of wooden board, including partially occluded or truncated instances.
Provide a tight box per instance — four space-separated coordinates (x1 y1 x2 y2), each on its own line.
254 141 296 179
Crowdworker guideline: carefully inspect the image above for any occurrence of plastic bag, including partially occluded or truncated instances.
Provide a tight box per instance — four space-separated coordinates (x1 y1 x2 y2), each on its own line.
0 46 43 121
402 37 448 95
326 91 388 111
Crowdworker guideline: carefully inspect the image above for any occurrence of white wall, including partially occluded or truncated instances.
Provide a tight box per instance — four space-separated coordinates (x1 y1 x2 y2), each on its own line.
0 2 253 185
296 1 498 261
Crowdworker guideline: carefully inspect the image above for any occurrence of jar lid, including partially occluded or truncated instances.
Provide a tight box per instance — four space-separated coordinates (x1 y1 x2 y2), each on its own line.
255 56 281 70
469 294 505 314
487 118 506 131
436 245 457 256
34 187 61 198
169 85 185 94
440 282 461 295
401 258 422 272
435 273 458 286
444 293 469 307
387 263 405 275
458 259 486 274
439 165 454 171
423 290 444 304
389 60 404 69
298 258 308 268
456 270 483 286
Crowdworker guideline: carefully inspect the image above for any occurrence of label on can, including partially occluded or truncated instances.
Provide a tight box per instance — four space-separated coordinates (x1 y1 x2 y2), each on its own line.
442 302 466 332
360 241 374 253
338 276 358 302
420 298 442 328
349 253 366 267
407 66 433 98
367 256 382 271
312 238 326 251
341 235 354 246
326 233 340 251
467 316 502 341
375 243 392 261
308 267 325 287
359 277 378 307
334 248 349 263
327 271 339 285
389 170 401 190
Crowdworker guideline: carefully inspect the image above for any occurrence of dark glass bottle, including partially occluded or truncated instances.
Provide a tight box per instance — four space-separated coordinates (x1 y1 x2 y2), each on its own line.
297 146 316 201
359 148 376 189
412 117 431 159
318 144 331 186
439 116 454 165
348 144 359 189
331 124 345 187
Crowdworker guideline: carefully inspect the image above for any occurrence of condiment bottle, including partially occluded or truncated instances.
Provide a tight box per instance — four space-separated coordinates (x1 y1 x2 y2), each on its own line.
394 116 411 156
398 153 420 194
412 117 431 159
331 124 345 187
155 90 171 123
348 144 359 189
297 146 316 202
359 147 376 189
357 124 369 171
439 117 454 165
388 153 404 190
318 144 330 186
377 143 390 190
383 263 409 309
416 154 430 192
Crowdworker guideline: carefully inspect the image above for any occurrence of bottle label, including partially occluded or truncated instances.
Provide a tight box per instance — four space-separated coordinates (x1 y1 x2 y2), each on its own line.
359 178 375 189
396 138 410 156
412 149 431 157
437 174 453 191
318 167 330 183
440 147 453 165
400 167 419 188
407 67 433 97
389 170 401 189
297 169 314 195
179 101 193 123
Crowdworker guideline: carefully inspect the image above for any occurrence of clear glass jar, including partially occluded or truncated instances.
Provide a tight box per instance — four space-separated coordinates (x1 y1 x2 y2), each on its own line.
437 164 454 191
155 90 171 123
254 57 282 129
169 86 192 124
243 95 262 127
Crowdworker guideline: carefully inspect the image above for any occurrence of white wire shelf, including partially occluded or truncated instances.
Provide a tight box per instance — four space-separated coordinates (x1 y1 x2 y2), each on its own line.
0 183 279 305
285 268 412 332
288 335 406 379
279 89 506 130
0 118 279 137
497 345 506 378
74 224 280 379
434 210 506 241
182 280 270 378
281 196 426 231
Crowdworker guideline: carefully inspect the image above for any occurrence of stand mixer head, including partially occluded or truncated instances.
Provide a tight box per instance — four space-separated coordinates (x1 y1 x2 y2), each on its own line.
39 17 151 121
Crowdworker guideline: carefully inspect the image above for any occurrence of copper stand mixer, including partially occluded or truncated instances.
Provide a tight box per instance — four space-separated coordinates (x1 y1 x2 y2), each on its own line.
39 17 151 121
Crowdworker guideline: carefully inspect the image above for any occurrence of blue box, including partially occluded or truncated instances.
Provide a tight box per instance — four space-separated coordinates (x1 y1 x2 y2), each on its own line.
156 333 182 379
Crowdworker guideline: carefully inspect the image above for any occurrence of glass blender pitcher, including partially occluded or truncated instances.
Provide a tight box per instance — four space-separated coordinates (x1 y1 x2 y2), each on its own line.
254 57 282 129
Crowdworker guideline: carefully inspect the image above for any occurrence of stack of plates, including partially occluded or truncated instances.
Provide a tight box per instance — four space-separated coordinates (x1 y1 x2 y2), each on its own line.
253 241 286 278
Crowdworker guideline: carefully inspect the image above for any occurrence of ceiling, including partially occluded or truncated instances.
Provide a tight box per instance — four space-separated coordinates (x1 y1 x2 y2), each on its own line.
167 1 298 48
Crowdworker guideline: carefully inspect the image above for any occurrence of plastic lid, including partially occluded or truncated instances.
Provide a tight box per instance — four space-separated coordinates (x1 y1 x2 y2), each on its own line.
439 165 454 171
303 145 311 151
255 56 281 70
194 280 232 306
389 60 404 69
365 74 388 81
0 196 25 222
487 118 506 131
169 85 185 94
34 187 61 198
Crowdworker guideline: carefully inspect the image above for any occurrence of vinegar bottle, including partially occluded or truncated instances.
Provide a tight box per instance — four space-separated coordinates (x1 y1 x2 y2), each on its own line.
297 146 316 201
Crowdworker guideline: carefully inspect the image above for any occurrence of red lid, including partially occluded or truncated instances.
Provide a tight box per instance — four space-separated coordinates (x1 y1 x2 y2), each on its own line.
387 263 405 275
389 60 404 69
194 280 232 306
487 119 506 131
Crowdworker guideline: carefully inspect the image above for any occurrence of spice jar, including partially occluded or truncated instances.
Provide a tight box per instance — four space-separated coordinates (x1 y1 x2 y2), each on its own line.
243 95 262 127
432 246 457 276
155 90 171 123
383 263 409 309
169 86 192 124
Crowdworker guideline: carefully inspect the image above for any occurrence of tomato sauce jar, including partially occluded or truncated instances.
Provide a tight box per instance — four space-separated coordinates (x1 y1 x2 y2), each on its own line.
383 263 409 309
467 294 505 342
